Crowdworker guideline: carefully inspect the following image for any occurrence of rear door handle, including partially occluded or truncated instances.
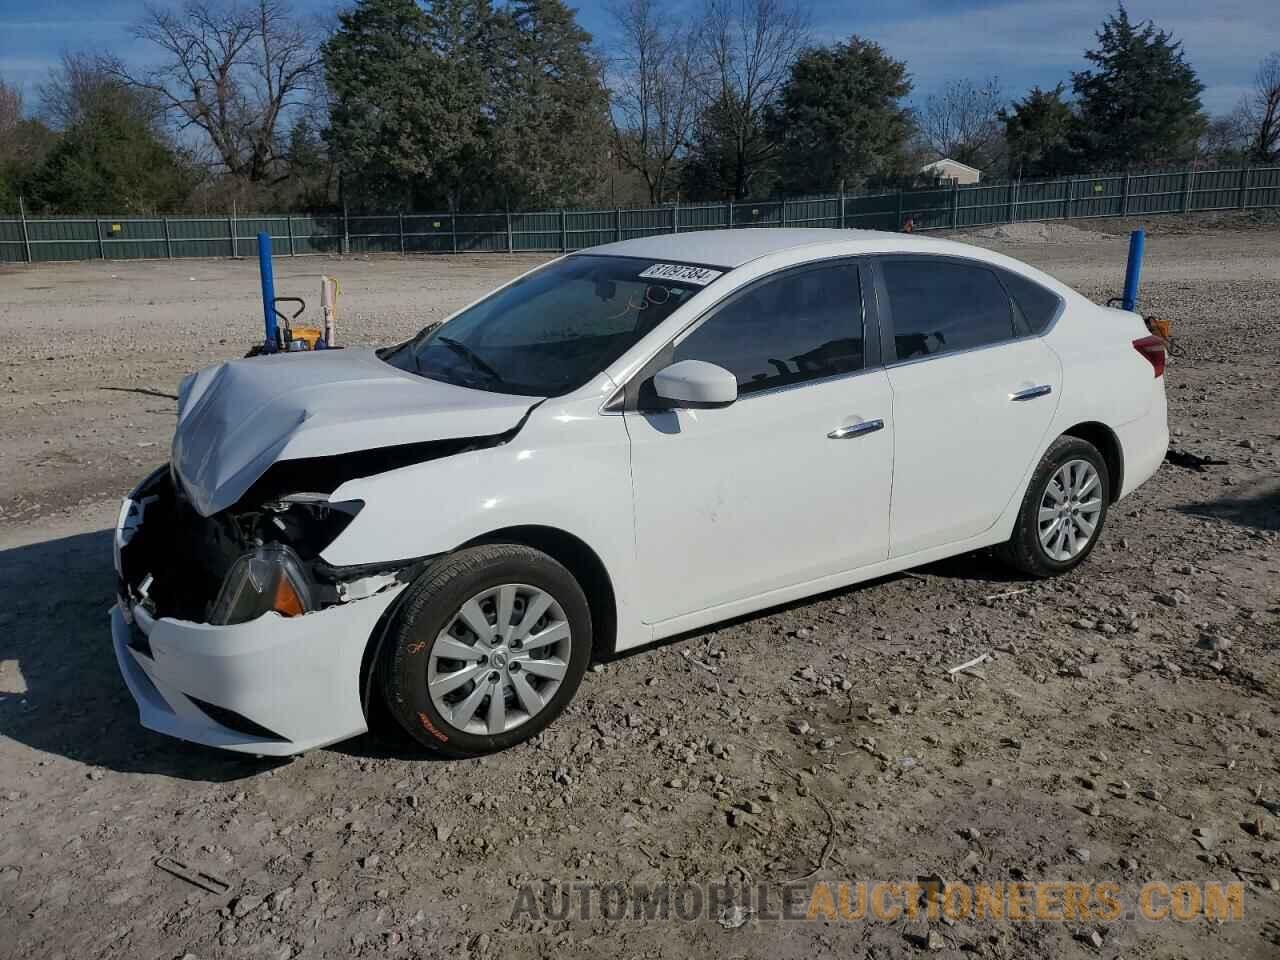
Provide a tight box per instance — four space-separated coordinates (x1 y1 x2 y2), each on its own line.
828 418 884 440
1010 384 1052 401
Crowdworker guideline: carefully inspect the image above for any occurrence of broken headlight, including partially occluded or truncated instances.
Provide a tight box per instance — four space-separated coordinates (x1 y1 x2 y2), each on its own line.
209 543 315 625
260 495 364 555
205 496 365 624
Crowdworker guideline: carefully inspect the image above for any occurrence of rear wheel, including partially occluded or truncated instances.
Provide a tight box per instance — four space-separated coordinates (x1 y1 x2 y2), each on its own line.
998 436 1110 577
381 544 592 757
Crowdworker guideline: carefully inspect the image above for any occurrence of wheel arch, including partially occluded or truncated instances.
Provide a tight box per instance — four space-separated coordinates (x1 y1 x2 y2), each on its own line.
356 524 619 722
459 525 619 659
1060 421 1123 502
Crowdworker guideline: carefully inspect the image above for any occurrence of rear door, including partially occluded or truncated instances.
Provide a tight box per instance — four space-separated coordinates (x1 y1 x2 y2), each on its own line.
875 256 1062 557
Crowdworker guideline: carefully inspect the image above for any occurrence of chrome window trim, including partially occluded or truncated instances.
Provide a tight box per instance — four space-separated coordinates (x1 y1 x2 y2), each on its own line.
727 361 886 402
605 362 886 413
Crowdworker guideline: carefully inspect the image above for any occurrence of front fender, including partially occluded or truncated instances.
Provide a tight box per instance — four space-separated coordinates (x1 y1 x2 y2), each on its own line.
319 399 633 595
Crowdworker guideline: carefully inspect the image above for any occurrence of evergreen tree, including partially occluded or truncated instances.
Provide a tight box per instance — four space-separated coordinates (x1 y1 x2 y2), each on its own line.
325 0 607 210
422 0 501 207
1001 84 1078 178
770 36 912 194
489 0 610 208
274 115 336 209
1071 4 1206 169
25 98 193 213
323 0 490 210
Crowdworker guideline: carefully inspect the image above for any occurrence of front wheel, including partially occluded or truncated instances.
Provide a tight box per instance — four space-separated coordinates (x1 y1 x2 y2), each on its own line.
998 436 1111 577
381 544 592 757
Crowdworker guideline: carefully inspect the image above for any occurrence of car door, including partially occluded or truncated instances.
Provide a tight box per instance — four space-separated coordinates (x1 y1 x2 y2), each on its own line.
875 255 1062 558
623 259 894 627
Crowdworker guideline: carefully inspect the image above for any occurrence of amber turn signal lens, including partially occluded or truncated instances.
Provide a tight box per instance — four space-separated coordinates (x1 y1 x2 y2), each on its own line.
272 576 307 617
210 543 314 625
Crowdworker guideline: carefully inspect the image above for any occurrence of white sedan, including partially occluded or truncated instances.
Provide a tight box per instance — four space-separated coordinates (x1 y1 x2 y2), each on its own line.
111 229 1168 757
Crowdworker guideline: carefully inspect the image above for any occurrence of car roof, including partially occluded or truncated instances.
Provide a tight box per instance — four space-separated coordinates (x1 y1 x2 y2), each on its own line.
578 227 971 269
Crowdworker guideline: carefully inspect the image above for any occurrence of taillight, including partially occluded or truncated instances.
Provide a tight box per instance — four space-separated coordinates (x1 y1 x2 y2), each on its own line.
1132 336 1166 377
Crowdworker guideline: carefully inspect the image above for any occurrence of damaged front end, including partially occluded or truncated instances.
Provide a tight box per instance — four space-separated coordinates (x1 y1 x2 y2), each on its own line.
110 347 546 754
110 463 428 754
116 465 425 628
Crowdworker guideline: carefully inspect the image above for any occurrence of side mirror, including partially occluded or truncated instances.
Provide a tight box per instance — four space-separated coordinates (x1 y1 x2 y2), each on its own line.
652 359 738 408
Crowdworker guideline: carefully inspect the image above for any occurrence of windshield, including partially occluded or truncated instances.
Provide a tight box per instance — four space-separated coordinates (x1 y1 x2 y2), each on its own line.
382 255 720 396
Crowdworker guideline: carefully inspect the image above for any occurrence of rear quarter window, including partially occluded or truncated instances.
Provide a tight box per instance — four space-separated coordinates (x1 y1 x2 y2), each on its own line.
998 269 1064 334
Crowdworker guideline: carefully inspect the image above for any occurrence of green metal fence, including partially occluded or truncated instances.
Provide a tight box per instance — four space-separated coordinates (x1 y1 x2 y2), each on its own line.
2 165 1278 264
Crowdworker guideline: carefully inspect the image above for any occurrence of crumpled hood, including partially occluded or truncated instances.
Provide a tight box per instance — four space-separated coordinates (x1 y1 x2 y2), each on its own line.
172 348 539 517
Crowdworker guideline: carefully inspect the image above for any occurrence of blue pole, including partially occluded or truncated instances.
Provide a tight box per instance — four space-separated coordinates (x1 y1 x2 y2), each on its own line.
258 231 277 352
1121 228 1144 312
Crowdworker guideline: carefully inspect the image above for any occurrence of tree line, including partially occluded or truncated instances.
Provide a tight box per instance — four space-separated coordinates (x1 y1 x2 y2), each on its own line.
1 0 1277 216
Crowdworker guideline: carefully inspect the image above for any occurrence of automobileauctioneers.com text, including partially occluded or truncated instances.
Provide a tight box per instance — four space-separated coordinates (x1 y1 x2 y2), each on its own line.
510 879 1246 924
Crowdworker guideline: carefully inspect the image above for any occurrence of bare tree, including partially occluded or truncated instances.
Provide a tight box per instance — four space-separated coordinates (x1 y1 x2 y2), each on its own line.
0 79 55 176
108 0 320 183
1239 52 1280 163
607 0 703 204
0 79 20 137
39 52 164 131
1200 113 1249 163
920 77 1004 170
698 0 808 199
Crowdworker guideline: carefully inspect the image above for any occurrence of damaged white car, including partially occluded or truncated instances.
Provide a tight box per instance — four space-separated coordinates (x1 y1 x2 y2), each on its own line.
111 229 1168 757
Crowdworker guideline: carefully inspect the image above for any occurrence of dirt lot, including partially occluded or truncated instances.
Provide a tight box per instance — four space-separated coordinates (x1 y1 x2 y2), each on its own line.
0 218 1278 960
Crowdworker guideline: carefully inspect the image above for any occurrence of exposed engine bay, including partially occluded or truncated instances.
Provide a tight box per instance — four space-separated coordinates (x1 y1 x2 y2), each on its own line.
116 465 423 626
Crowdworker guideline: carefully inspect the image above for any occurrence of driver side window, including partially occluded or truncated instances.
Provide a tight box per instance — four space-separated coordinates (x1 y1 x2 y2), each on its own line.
672 262 864 395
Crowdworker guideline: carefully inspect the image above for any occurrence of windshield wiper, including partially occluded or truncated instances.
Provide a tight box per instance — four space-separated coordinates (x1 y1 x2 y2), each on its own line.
436 336 504 383
379 322 441 363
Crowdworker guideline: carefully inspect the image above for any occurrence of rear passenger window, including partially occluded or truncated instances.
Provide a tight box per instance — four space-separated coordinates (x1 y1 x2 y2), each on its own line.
998 269 1063 334
673 262 863 395
880 259 1015 362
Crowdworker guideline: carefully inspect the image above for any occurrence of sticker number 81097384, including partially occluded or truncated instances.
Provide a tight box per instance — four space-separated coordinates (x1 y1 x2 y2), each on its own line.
637 263 724 286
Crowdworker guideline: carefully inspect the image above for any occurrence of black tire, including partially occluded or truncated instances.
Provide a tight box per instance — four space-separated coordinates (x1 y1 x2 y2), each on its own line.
997 435 1111 578
380 544 592 757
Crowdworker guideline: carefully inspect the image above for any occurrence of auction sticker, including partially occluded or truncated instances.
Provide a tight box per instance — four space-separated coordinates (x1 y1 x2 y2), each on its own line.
638 263 723 286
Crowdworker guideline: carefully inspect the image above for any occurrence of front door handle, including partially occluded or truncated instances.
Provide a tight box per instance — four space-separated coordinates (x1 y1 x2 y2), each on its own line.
828 418 884 440
1010 384 1053 401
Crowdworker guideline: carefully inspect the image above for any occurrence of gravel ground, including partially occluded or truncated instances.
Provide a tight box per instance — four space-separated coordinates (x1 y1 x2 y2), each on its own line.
0 218 1278 960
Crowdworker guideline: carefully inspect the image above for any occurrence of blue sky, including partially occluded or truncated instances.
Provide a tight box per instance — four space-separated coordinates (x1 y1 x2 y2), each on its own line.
2 0 1276 116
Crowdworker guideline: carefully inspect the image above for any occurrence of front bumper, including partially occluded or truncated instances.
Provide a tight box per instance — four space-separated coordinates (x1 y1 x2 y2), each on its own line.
111 587 403 755
111 469 408 756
